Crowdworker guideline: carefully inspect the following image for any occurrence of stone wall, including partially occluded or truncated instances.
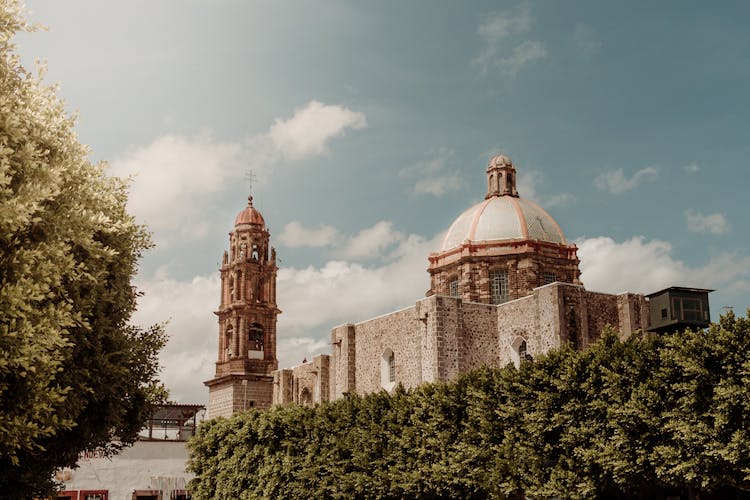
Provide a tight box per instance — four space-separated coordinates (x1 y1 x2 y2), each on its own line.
330 324 356 400
271 356 331 406
495 284 567 367
207 376 273 418
351 306 422 394
582 290 619 348
458 301 500 372
207 384 234 419
496 294 539 366
616 292 650 339
273 282 651 408
272 369 293 405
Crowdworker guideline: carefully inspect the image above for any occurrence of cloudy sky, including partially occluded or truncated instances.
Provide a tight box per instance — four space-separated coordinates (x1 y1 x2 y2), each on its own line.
17 1 750 404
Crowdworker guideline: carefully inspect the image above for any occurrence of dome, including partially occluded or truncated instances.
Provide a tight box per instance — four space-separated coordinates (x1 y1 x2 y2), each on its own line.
439 155 566 252
440 192 566 252
234 196 265 227
487 154 513 169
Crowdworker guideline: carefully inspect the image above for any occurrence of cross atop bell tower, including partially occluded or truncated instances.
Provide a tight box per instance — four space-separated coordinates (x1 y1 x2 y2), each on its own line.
205 194 280 418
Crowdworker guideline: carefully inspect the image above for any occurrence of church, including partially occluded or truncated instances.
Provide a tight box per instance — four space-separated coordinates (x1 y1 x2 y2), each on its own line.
205 155 711 418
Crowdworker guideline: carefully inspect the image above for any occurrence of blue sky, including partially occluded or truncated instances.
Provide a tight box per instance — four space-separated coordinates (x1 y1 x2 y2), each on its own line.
17 1 750 403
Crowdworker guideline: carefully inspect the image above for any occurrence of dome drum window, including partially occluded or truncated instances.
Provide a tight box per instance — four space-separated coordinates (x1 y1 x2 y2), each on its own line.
490 269 509 304
449 278 459 298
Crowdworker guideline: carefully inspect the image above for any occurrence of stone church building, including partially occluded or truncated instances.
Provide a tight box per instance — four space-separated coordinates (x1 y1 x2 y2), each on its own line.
205 155 710 417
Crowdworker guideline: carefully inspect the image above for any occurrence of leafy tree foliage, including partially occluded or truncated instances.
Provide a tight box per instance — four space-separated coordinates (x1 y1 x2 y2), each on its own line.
189 312 750 499
0 2 167 496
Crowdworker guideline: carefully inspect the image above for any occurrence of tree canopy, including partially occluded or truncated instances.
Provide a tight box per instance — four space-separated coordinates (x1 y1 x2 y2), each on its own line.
188 311 750 499
0 1 166 497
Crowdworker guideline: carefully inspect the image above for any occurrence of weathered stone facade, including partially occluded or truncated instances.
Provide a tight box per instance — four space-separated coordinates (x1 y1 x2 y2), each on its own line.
271 281 651 406
270 155 656 407
272 355 330 406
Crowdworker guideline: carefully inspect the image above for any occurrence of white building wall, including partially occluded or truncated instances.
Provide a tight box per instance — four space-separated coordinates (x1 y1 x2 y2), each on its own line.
58 441 192 500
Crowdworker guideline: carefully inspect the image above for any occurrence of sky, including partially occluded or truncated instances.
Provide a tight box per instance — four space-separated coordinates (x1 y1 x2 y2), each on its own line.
16 0 750 404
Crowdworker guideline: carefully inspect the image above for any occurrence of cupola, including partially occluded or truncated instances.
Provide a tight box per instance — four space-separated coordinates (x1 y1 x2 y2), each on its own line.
485 154 518 199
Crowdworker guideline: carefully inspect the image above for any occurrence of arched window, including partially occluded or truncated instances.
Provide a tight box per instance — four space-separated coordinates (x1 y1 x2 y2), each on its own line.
228 277 235 302
225 325 234 360
236 271 243 300
299 387 312 406
248 324 264 351
381 348 396 390
510 336 529 369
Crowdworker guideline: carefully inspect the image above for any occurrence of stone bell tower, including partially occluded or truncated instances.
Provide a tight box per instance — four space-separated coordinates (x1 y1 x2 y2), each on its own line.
205 195 279 418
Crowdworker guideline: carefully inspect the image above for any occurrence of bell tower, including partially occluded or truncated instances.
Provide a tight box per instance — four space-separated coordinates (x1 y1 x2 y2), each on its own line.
205 195 279 418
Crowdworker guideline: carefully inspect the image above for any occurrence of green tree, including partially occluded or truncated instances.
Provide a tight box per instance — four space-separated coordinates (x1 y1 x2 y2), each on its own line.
0 2 167 497
654 310 750 494
188 314 750 499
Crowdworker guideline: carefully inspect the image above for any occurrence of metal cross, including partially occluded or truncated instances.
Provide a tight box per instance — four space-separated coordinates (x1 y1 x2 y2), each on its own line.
244 170 257 196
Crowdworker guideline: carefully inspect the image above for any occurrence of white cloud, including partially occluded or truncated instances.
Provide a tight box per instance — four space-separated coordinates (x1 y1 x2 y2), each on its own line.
109 101 366 247
277 337 330 369
686 209 730 235
593 166 659 194
517 170 574 208
578 236 750 295
108 135 244 243
573 24 602 56
268 100 367 160
477 5 532 42
684 162 701 173
399 153 465 197
337 221 405 259
473 4 545 76
498 40 547 76
412 174 463 196
277 232 440 337
278 221 340 248
277 220 408 260
130 272 221 404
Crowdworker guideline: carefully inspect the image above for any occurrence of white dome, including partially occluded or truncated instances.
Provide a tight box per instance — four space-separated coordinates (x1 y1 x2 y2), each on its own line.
440 195 566 252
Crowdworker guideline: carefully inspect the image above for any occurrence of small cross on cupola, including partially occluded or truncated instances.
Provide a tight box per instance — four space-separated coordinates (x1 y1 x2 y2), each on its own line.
485 154 518 199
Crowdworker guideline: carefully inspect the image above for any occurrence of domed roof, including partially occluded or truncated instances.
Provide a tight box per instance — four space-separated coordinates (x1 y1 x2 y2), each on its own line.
440 196 566 251
439 155 566 252
234 196 265 227
487 154 513 168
